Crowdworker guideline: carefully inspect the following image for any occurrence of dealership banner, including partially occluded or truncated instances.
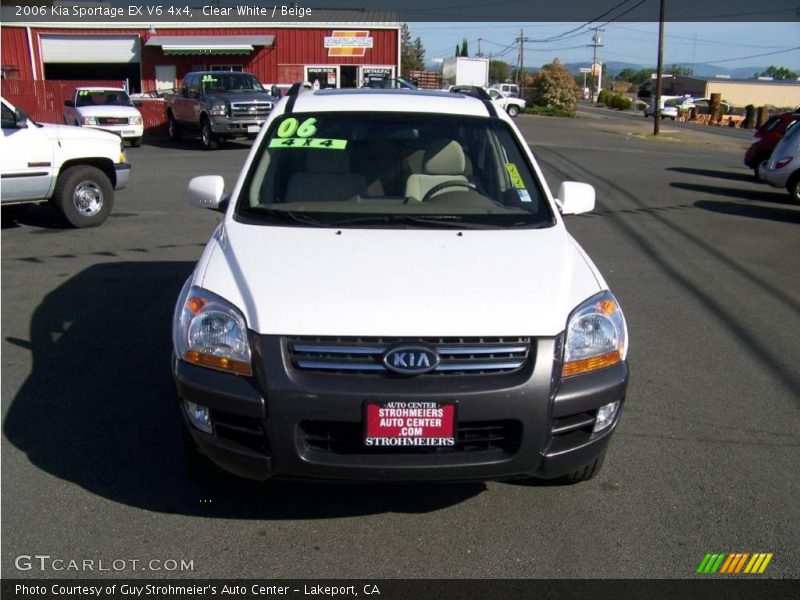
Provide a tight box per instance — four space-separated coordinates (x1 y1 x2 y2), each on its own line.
1 0 796 22
2 579 797 600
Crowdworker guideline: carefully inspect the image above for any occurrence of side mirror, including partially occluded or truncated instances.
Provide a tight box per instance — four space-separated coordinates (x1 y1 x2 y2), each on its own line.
132 99 143 107
557 181 595 215
64 99 75 108
15 108 29 129
270 85 279 97
187 176 226 211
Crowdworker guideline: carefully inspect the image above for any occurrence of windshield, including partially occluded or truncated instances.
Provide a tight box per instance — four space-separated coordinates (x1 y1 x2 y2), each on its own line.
200 73 264 94
75 89 134 107
237 112 553 229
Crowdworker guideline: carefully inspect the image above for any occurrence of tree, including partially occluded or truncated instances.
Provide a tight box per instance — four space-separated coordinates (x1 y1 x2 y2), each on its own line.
460 39 469 57
617 67 653 86
665 64 694 77
400 23 424 74
489 60 510 83
757 65 799 80
529 58 580 112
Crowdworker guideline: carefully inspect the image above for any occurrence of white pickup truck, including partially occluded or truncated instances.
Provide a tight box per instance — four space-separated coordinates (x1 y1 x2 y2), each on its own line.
1 97 130 228
63 87 144 147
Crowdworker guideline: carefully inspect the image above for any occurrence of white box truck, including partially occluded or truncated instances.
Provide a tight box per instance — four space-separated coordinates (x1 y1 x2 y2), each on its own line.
442 57 489 88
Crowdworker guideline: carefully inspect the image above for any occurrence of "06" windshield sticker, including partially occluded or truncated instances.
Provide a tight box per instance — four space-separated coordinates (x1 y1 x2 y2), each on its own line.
269 137 347 150
276 117 318 138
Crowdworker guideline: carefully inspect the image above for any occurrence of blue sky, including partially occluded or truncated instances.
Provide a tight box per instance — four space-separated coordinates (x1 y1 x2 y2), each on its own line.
410 22 800 71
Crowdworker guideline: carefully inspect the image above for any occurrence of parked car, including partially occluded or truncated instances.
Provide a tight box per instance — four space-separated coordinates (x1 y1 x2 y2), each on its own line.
644 96 681 119
745 111 800 180
677 97 731 116
172 87 629 483
1 97 130 227
762 116 800 202
63 87 144 147
489 83 520 98
164 71 274 150
487 87 526 117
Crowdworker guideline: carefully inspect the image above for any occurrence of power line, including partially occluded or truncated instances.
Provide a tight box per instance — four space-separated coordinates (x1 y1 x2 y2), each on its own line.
685 46 800 65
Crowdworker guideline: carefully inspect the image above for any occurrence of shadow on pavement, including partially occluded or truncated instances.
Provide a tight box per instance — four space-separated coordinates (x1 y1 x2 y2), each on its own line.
666 167 756 183
142 137 253 152
2 262 484 518
694 200 800 224
1 204 70 230
670 181 793 204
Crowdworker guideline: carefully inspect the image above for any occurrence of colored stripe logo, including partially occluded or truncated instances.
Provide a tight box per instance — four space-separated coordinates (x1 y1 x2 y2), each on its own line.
696 552 773 574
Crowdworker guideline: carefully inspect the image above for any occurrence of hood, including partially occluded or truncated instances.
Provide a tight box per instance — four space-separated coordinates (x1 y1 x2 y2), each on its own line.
198 223 603 337
207 91 273 103
38 123 122 144
74 105 141 119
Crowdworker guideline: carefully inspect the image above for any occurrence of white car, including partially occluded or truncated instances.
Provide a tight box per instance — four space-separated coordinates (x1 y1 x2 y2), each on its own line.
63 87 144 147
172 88 629 483
489 83 520 98
2 97 130 227
487 88 526 117
643 96 680 120
762 118 800 202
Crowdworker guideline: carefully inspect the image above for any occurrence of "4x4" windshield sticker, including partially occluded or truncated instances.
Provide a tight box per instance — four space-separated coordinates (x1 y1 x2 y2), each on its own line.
268 137 347 150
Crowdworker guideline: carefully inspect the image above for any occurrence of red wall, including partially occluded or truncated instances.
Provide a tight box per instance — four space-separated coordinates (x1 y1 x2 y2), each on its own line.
3 26 398 92
1 27 34 80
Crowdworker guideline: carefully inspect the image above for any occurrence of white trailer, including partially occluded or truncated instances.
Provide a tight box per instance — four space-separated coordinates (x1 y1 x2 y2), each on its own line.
442 57 489 88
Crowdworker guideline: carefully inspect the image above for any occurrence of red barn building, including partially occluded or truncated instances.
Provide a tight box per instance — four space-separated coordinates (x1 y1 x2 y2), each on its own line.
1 11 400 93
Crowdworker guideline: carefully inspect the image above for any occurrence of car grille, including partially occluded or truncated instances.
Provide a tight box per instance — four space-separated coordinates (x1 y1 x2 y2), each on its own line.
300 420 522 455
230 101 272 119
287 336 532 376
97 117 129 125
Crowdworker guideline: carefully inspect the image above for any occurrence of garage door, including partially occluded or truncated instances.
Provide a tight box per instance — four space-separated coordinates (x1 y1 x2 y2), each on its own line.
40 35 141 63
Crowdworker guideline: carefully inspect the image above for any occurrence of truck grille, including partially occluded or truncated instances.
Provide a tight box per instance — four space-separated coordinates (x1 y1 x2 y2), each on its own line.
300 420 522 455
97 117 129 125
230 101 272 119
287 336 531 376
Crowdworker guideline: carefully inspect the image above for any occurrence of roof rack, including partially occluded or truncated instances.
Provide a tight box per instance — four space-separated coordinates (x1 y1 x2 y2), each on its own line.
448 85 497 117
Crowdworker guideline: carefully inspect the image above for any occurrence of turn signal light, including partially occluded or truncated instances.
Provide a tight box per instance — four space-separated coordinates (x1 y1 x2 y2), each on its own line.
563 350 621 377
184 350 252 375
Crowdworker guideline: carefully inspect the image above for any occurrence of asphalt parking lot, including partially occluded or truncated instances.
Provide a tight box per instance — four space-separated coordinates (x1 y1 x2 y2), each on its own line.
2 112 798 579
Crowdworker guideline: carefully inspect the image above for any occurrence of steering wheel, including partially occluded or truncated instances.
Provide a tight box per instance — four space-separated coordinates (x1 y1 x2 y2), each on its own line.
421 180 478 202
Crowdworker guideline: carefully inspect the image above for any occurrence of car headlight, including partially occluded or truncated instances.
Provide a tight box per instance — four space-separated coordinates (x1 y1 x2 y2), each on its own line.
129 115 143 125
562 291 628 378
209 104 227 116
173 284 252 376
80 116 97 125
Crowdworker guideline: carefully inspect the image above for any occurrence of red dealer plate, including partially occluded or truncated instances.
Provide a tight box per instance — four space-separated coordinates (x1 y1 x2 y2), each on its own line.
364 401 456 447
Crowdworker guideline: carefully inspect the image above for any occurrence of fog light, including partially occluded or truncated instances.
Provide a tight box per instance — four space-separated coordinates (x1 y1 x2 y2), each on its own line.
184 400 213 434
593 401 620 433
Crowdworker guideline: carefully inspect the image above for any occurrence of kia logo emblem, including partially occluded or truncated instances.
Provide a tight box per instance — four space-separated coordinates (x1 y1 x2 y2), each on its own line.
383 344 440 375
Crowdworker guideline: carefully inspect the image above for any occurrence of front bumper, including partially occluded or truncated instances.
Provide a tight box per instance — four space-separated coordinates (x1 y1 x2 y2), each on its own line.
114 163 131 190
173 336 629 482
211 116 266 137
86 123 143 139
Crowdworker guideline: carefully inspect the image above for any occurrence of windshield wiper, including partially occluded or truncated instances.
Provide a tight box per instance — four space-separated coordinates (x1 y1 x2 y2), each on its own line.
327 215 496 229
243 207 331 227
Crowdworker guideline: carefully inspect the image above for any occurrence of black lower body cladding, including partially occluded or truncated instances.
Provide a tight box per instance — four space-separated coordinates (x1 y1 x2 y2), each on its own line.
173 335 628 481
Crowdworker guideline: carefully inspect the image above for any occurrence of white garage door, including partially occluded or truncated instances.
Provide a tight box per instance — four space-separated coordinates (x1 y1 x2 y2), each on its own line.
40 35 141 64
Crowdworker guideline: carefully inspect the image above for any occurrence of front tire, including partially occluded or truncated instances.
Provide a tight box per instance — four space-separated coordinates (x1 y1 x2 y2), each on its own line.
200 117 218 150
130 137 142 148
507 105 520 118
53 165 113 228
167 112 182 142
787 173 800 203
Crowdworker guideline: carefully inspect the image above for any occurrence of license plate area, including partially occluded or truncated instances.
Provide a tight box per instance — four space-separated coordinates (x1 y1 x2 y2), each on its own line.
247 124 261 133
365 401 456 448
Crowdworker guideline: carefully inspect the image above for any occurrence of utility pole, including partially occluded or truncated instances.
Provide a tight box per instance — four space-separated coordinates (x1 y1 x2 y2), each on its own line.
477 38 482 57
589 27 604 103
654 0 666 136
517 29 524 87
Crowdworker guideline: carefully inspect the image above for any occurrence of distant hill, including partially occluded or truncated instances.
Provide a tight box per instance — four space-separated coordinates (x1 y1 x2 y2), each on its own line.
564 61 785 80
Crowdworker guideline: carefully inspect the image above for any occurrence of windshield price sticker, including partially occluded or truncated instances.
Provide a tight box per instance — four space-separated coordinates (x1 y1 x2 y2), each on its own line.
505 163 526 190
268 137 347 150
276 117 318 138
365 401 455 447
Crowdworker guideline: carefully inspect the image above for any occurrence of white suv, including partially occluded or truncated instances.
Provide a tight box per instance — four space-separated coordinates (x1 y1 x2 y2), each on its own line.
172 88 629 483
